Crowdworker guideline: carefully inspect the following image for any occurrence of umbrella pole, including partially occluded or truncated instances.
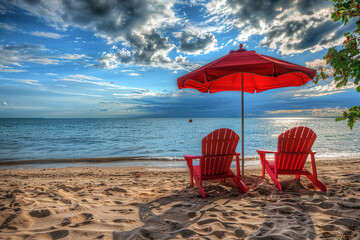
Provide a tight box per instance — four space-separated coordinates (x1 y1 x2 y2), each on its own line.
241 72 244 177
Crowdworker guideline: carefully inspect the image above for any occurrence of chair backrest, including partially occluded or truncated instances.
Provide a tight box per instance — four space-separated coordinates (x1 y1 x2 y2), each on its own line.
201 128 239 176
277 126 317 170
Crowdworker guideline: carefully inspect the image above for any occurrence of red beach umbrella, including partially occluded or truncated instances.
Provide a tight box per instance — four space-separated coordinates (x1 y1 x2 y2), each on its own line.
177 44 316 175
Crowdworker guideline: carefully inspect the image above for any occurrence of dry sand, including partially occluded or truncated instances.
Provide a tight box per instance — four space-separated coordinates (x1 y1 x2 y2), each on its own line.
0 158 360 239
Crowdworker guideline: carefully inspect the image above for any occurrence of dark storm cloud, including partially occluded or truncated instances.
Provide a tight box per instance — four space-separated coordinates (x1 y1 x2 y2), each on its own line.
228 0 292 28
9 0 180 68
224 0 341 54
96 31 176 69
62 0 177 67
296 0 331 15
291 20 340 50
61 0 150 42
228 0 331 29
260 17 356 53
176 32 216 54
0 0 11 14
131 31 173 65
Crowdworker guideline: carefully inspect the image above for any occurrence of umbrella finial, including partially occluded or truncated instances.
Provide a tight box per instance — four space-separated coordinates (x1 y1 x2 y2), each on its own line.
236 43 246 52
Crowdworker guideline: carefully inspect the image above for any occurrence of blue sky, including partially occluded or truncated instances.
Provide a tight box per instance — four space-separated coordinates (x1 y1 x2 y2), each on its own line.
0 0 359 118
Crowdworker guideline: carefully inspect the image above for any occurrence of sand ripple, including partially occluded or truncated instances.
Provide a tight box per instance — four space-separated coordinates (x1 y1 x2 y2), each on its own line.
0 159 360 239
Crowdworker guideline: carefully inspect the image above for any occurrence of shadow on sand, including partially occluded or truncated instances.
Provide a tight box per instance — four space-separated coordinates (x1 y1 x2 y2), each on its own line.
113 176 327 240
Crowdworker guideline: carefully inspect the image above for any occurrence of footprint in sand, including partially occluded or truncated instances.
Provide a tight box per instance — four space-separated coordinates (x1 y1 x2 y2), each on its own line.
61 213 93 226
165 219 183 231
29 209 51 218
49 229 69 240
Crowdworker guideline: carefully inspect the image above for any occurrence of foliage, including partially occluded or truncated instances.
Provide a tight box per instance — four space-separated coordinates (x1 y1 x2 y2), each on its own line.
336 106 360 129
316 0 360 129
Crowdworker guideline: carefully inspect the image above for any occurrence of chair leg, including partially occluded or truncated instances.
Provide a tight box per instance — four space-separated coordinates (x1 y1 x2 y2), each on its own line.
306 153 326 191
193 173 206 198
304 173 326 191
185 159 194 187
232 176 247 193
296 175 300 180
190 170 194 187
265 164 282 191
262 165 265 178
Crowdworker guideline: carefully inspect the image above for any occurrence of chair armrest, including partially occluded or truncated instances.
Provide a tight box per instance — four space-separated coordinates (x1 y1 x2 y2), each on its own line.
184 155 201 161
184 155 201 167
257 150 277 171
310 151 317 155
256 150 277 154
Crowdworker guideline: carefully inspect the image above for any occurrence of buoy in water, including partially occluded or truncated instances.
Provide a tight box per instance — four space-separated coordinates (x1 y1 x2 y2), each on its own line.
189 119 192 123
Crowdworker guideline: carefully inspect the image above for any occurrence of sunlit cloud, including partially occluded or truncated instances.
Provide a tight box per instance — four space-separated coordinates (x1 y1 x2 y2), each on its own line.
31 31 63 39
8 0 182 68
113 91 163 99
17 79 41 85
266 107 347 117
57 54 88 60
0 77 41 85
174 28 218 55
0 44 89 72
293 81 354 98
305 59 327 68
306 58 334 75
128 73 143 77
205 0 350 55
60 74 145 91
0 22 16 31
0 66 26 73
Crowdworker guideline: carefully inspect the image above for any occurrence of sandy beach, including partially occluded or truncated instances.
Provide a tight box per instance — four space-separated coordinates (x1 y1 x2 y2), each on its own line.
0 158 359 239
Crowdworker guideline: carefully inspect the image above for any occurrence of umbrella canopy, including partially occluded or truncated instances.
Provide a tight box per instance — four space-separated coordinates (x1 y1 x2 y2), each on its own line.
178 44 316 93
177 44 316 176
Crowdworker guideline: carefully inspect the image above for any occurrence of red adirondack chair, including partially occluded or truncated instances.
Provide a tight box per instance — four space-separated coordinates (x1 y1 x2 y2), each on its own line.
184 128 247 198
257 126 326 191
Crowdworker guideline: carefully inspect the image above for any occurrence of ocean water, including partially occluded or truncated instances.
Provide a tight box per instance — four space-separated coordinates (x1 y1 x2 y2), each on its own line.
0 118 359 164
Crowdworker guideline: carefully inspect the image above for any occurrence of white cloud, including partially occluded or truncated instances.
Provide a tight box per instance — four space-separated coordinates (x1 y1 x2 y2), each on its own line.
287 81 354 98
0 44 59 67
8 0 181 69
57 54 88 60
113 91 164 99
266 107 347 118
128 73 143 77
0 66 26 73
0 22 16 31
305 59 327 68
1 77 41 85
205 0 349 55
31 31 63 39
0 44 90 71
17 79 41 85
97 48 198 71
60 74 145 91
306 58 334 75
174 29 218 55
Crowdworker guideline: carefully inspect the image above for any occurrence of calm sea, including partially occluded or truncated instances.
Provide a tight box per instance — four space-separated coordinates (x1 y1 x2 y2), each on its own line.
0 118 359 166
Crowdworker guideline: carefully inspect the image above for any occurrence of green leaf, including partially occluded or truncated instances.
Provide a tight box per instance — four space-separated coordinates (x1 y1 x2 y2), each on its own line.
349 120 354 130
357 85 360 92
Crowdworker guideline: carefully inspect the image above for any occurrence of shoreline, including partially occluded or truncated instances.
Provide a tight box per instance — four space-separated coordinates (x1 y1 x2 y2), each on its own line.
0 156 359 169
